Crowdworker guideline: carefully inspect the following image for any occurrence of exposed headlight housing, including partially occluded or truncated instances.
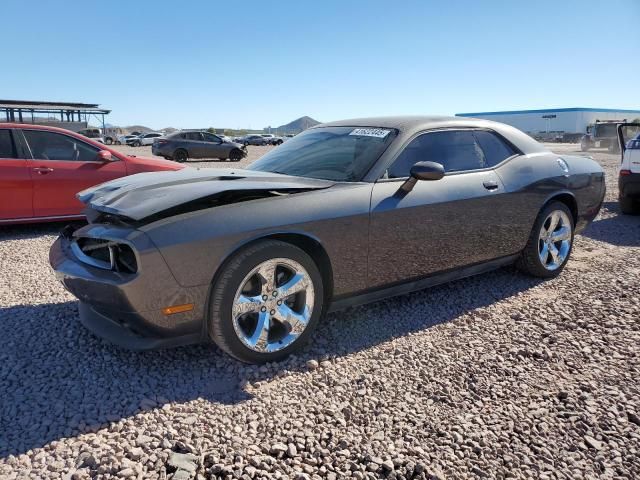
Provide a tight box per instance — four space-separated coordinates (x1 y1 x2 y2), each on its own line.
72 237 138 274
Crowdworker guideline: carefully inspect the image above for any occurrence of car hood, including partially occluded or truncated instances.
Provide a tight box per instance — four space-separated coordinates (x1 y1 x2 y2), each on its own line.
125 155 184 171
77 167 334 221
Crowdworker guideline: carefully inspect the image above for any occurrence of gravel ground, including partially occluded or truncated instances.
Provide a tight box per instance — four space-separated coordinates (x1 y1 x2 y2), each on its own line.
0 144 639 479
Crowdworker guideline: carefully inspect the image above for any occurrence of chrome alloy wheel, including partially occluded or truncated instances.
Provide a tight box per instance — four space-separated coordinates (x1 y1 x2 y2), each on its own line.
232 258 314 353
538 210 572 271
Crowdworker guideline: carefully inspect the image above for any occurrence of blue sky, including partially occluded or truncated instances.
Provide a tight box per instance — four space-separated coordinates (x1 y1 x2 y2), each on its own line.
3 0 639 129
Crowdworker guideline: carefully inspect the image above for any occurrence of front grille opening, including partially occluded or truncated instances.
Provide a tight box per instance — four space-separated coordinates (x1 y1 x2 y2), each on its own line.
76 238 112 268
113 244 137 274
73 237 138 274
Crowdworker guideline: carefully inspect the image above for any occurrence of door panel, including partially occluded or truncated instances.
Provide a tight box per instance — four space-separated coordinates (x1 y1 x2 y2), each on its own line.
0 129 33 220
184 133 206 158
0 161 34 220
22 129 127 217
31 160 127 216
368 171 508 288
618 123 640 173
202 133 225 158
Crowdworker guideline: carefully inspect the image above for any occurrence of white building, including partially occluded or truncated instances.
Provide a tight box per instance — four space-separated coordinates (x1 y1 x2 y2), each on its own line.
456 108 640 138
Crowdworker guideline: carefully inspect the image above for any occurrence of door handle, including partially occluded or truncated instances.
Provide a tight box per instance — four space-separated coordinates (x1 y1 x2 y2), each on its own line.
33 167 54 174
483 180 499 191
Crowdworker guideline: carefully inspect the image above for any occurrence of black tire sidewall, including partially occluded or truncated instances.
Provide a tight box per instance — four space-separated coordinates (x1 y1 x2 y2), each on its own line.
229 149 242 161
519 201 575 278
174 150 187 162
208 241 324 363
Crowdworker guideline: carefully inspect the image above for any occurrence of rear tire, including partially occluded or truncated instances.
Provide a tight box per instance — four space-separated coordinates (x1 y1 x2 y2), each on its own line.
133 140 141 147
208 240 324 363
173 149 188 163
516 201 574 278
620 195 640 215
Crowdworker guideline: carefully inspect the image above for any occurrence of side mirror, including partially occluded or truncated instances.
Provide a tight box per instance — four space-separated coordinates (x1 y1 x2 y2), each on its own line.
96 150 113 162
399 161 445 193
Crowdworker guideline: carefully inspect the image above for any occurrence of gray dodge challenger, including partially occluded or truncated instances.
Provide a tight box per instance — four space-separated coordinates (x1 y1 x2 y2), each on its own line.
50 116 605 363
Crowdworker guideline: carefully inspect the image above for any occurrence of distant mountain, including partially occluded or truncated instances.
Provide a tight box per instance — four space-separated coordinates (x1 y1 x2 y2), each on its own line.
123 125 154 133
271 116 320 134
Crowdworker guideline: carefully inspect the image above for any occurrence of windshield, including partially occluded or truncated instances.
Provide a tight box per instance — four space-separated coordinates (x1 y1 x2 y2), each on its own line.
595 124 617 137
247 126 397 181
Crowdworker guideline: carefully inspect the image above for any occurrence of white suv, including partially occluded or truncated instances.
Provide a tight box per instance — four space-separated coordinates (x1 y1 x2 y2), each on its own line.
618 123 640 214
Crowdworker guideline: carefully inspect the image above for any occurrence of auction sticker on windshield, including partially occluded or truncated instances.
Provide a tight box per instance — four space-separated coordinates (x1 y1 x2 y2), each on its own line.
349 128 391 138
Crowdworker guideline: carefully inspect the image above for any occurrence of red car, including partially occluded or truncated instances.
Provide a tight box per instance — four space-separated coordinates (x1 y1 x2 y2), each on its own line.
0 123 183 224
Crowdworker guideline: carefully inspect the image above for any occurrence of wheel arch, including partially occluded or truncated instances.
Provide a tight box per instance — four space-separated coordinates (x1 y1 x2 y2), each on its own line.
208 231 335 308
542 192 578 225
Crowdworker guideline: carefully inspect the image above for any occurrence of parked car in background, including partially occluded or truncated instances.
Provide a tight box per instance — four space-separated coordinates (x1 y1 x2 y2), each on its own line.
50 116 604 363
617 123 640 214
128 132 164 147
77 128 105 144
260 134 283 145
117 134 138 145
152 130 247 162
241 134 269 146
0 124 183 224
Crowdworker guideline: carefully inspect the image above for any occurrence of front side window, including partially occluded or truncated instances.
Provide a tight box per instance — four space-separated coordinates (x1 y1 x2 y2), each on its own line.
0 129 16 159
248 126 397 181
386 129 514 178
23 130 99 162
202 133 220 143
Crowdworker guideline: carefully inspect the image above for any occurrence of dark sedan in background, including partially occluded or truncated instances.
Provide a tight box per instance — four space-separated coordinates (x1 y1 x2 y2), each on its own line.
152 130 247 162
238 134 269 146
51 116 605 363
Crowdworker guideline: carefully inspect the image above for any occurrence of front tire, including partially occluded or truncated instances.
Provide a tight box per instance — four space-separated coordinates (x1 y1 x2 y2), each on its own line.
229 149 244 162
516 202 574 278
208 240 324 363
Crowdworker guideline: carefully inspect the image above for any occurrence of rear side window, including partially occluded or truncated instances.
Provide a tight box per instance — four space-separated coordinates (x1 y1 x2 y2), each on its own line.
387 129 518 178
185 132 202 141
0 129 16 158
473 130 516 166
23 130 99 162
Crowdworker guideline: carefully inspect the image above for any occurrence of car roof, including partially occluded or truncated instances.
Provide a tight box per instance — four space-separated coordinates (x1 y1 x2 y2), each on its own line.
315 115 547 155
0 122 89 134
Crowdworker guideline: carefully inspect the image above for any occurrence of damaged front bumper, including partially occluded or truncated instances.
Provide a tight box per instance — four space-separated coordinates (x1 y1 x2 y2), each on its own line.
49 224 209 350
